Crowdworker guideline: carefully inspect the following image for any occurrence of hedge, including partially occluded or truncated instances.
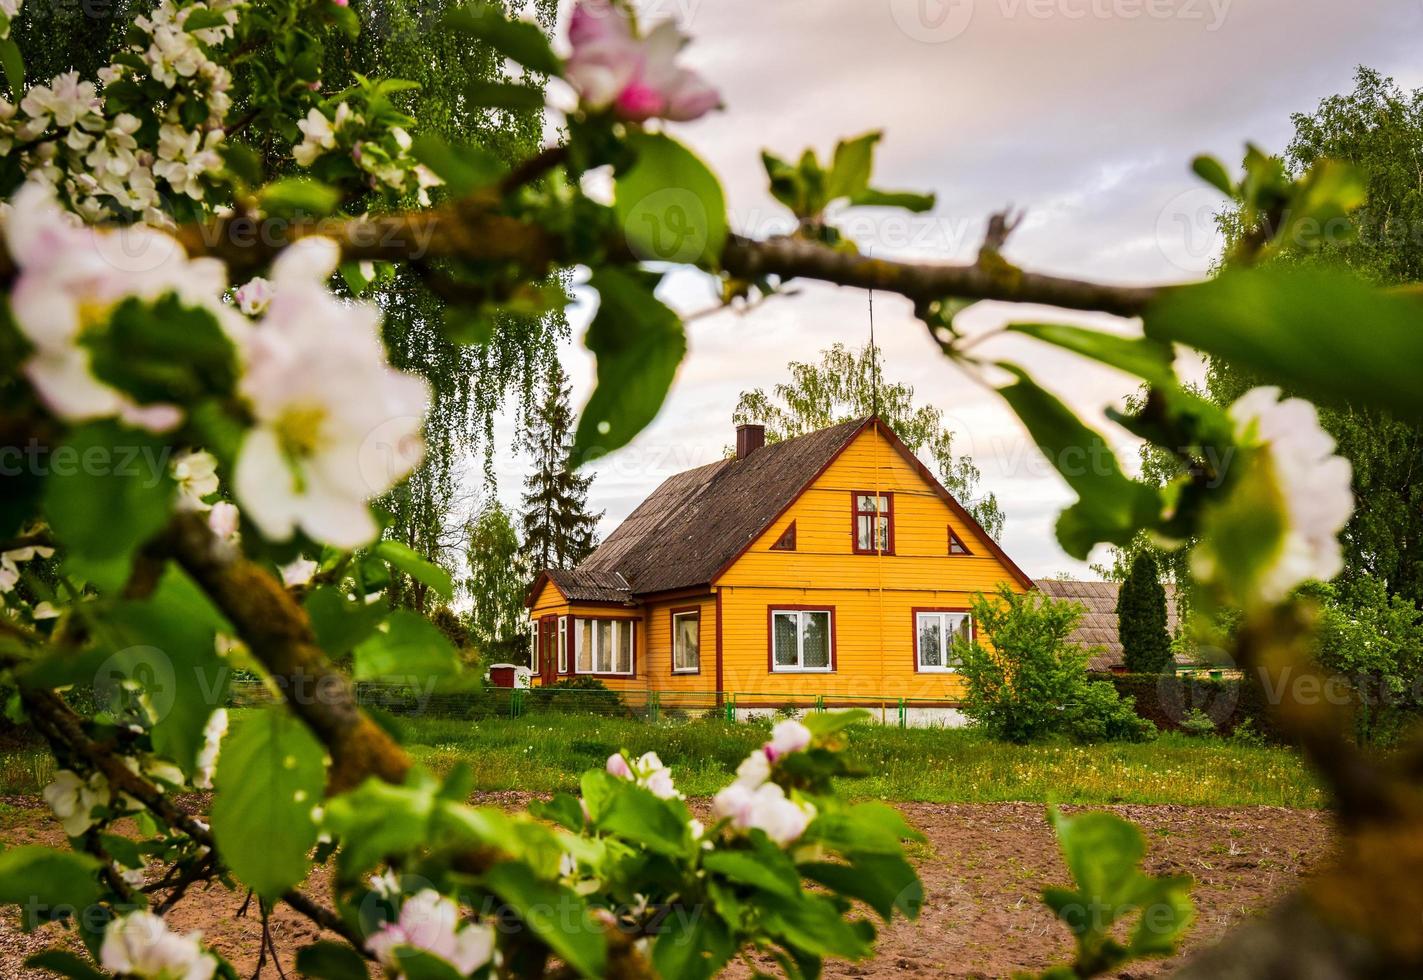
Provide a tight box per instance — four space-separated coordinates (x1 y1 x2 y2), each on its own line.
1088 671 1287 741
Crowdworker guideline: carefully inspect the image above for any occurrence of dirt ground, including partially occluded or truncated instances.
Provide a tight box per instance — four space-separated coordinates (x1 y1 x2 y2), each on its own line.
0 795 1333 978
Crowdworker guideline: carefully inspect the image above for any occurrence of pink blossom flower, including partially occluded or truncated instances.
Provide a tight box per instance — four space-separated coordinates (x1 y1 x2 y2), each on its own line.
712 781 816 848
365 890 494 976
565 2 720 123
234 276 272 316
606 752 633 779
765 719 812 761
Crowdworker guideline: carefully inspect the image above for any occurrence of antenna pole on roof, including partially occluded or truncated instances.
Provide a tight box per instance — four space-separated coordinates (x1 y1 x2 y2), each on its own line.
868 264 880 421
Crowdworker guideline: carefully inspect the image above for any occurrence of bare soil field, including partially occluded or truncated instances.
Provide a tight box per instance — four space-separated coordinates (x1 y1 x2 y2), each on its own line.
0 794 1332 978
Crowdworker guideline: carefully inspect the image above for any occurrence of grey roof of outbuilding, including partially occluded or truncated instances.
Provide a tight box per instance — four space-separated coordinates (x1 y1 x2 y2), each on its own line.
1034 578 1185 671
575 418 870 595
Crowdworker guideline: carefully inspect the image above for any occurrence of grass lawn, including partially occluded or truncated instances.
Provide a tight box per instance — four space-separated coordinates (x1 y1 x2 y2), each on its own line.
394 713 1324 807
0 712 1325 808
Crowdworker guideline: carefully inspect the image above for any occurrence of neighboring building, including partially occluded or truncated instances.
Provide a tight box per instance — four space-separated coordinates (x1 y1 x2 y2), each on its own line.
524 417 1035 710
1034 578 1187 673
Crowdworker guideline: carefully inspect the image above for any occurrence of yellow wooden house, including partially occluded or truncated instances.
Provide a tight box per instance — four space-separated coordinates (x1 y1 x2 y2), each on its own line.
524 417 1035 712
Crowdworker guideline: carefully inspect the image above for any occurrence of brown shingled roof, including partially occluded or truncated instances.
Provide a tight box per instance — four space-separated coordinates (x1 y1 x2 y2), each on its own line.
576 418 869 595
1034 578 1184 671
544 568 633 604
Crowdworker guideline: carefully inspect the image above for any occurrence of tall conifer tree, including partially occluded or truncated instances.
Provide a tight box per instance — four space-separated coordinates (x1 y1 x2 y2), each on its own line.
1117 551 1173 674
520 365 602 571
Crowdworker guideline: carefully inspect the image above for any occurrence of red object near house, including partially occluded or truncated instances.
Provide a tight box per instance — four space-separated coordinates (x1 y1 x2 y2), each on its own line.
488 665 517 688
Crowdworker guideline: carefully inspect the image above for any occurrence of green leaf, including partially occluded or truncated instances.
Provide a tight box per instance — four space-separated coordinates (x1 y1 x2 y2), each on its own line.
801 852 922 921
293 941 371 980
1007 323 1175 385
530 792 584 833
182 8 230 31
323 777 437 880
0 847 102 930
1050 809 1144 909
996 367 1159 558
411 134 506 196
652 909 733 980
1190 155 1235 196
464 80 545 110
1277 159 1366 251
810 801 924 855
826 131 882 202
260 177 342 218
704 846 799 897
391 949 467 980
304 587 388 657
759 892 875 960
0 36 24 95
106 566 231 773
800 708 870 740
596 783 693 858
43 421 175 563
1145 267 1423 421
24 950 107 980
846 187 935 212
615 131 728 266
353 610 461 684
374 541 453 600
210 706 326 898
444 6 562 76
86 296 238 406
481 863 606 977
1126 877 1194 956
572 268 686 459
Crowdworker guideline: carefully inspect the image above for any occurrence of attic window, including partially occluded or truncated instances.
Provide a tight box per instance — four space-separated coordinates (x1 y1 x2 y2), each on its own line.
852 492 894 555
770 521 797 551
949 527 972 556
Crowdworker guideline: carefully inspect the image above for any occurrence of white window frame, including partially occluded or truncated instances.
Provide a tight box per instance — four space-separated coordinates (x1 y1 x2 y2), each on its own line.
915 611 972 673
672 610 700 674
557 617 568 674
770 609 834 673
573 617 636 677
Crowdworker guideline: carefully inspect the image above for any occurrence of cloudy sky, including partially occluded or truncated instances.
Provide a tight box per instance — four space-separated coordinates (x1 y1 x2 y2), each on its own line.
479 0 1422 578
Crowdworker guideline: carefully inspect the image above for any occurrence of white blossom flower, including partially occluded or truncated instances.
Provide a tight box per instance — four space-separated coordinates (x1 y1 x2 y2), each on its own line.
207 501 240 542
19 71 102 130
733 748 770 788
101 910 217 980
765 719 812 761
1 543 54 593
233 276 273 316
31 600 60 619
365 890 496 977
233 237 429 548
293 107 336 166
173 450 220 509
711 781 815 848
192 708 227 790
1195 386 1354 603
3 183 236 430
280 557 318 587
42 769 109 836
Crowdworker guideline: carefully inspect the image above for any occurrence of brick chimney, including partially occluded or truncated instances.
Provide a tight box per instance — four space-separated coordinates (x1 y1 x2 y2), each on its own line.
736 423 765 459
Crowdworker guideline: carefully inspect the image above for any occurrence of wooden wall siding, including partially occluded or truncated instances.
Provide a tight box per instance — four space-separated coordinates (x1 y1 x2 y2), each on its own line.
715 425 1025 702
639 596 718 692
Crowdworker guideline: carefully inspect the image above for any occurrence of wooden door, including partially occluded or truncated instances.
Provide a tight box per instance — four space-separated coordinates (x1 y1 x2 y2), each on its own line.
538 616 558 685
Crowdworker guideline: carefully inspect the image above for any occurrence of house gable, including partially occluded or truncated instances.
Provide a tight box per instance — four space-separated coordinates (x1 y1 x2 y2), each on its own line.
715 420 1033 593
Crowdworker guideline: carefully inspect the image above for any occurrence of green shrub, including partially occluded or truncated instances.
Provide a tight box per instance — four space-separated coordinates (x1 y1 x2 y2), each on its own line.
955 585 1151 744
1180 707 1218 737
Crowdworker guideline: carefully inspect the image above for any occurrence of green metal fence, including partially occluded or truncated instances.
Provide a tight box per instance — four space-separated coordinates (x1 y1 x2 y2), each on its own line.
227 681 963 729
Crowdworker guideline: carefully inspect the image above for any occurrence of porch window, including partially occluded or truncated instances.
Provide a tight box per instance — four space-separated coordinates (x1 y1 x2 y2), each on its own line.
672 610 700 673
574 618 635 676
852 492 893 554
915 611 972 672
557 617 568 673
771 609 833 672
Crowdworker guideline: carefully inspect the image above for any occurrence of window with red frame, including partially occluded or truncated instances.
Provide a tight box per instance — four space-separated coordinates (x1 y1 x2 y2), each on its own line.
852 492 893 554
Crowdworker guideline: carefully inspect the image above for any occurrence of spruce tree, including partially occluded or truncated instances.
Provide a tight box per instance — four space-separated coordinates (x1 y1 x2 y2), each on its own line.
1117 551 1173 674
520 365 603 571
